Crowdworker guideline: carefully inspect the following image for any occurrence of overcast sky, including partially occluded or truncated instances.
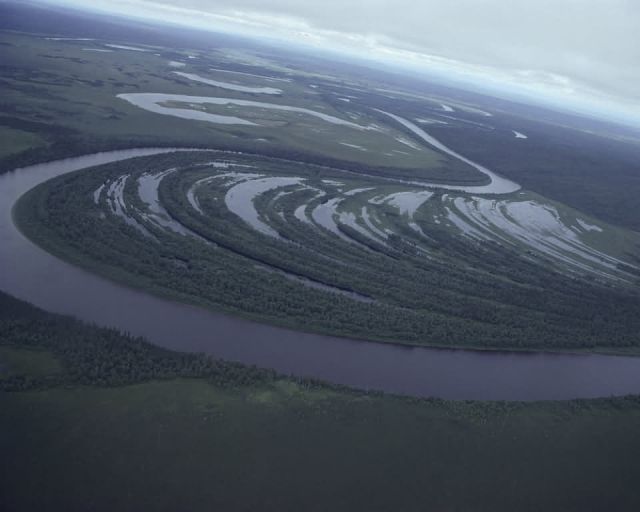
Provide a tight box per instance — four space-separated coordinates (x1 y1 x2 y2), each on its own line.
46 0 640 126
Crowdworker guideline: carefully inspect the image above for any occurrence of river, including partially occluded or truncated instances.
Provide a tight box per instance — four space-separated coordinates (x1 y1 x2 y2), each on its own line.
2 149 640 401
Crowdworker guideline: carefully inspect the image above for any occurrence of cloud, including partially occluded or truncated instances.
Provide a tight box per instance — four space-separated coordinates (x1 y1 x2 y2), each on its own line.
48 0 640 126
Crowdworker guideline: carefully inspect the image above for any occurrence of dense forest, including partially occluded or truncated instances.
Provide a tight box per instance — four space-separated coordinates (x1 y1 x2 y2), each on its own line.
0 290 284 391
13 151 640 352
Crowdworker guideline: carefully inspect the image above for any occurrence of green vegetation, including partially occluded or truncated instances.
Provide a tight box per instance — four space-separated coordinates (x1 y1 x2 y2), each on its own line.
2 290 640 511
0 126 47 159
0 346 61 378
0 289 277 392
14 151 640 352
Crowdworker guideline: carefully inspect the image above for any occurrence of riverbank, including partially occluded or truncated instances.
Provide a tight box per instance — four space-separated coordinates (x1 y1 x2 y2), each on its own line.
4 150 640 400
2 291 640 512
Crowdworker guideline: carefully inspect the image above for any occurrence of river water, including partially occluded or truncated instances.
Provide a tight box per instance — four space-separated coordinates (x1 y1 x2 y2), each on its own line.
2 149 640 401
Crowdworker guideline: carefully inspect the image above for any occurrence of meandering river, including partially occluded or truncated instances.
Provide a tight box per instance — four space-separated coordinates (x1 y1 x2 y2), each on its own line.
2 149 640 401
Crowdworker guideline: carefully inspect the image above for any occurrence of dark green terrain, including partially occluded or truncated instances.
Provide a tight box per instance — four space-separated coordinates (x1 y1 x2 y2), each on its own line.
3 290 640 512
15 151 640 351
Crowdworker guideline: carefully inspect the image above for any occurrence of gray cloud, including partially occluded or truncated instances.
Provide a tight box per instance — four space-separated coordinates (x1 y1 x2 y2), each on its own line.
53 0 640 122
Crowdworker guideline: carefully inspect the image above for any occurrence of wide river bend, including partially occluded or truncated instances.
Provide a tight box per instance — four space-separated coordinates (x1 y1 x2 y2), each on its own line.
2 149 640 401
